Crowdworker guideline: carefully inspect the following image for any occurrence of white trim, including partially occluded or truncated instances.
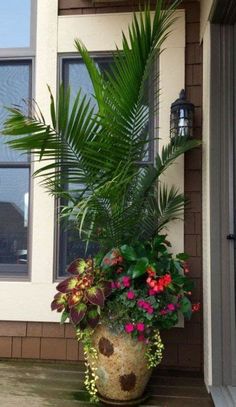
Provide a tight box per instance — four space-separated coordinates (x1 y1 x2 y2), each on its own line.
0 0 36 57
211 386 236 407
202 22 212 387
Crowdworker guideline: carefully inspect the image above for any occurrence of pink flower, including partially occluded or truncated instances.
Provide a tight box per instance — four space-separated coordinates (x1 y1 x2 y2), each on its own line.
111 281 116 289
136 323 145 332
127 291 135 300
122 276 131 288
138 334 145 342
167 303 175 311
160 309 167 315
147 306 154 314
137 299 145 307
149 289 156 296
125 323 135 333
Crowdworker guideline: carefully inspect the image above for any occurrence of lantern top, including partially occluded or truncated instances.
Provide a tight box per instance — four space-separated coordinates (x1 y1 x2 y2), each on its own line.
171 89 194 111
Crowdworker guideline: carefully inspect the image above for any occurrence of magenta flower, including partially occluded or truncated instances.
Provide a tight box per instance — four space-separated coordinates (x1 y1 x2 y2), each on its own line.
147 306 154 314
149 289 156 296
160 309 167 315
137 299 145 307
127 291 135 300
136 323 145 332
138 334 145 342
122 276 131 288
125 323 135 333
167 303 175 311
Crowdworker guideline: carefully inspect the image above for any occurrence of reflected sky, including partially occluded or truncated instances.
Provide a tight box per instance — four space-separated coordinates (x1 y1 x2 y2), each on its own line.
0 0 31 48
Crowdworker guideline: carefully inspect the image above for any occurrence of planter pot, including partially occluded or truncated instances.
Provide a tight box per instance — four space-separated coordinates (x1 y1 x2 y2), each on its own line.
90 325 152 405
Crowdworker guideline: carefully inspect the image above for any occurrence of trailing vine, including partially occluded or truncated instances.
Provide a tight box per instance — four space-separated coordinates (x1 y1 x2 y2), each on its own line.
76 328 99 403
145 330 164 369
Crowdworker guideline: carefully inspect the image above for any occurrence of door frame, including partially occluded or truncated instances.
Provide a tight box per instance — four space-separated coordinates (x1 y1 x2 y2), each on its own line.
210 22 236 387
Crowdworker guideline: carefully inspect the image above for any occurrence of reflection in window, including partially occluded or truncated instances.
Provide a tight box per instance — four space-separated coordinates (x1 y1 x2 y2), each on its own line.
0 169 29 268
0 0 31 48
0 61 31 277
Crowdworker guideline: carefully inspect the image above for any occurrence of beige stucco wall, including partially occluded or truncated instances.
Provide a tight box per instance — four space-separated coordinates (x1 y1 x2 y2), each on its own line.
202 21 212 387
200 0 214 40
0 6 186 322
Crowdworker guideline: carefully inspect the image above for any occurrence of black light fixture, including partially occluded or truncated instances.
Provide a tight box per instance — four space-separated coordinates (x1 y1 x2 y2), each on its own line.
170 89 194 140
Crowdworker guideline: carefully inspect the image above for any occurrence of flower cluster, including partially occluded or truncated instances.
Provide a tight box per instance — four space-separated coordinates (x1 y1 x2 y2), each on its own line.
52 236 198 337
99 236 198 337
147 273 172 294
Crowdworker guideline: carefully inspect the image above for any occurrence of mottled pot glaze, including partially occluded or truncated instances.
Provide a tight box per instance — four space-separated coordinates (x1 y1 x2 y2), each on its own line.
90 325 152 403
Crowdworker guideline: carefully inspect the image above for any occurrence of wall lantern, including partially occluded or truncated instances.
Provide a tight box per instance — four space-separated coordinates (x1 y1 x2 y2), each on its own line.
170 89 194 139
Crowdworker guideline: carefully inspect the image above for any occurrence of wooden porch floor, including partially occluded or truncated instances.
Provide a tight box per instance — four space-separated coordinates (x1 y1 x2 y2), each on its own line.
0 360 214 407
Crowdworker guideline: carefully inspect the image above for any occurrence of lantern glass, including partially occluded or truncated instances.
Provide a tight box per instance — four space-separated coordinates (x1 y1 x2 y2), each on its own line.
170 90 194 140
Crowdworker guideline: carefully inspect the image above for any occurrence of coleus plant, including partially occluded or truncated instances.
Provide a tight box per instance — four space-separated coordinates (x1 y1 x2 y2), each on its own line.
51 258 112 328
51 235 200 338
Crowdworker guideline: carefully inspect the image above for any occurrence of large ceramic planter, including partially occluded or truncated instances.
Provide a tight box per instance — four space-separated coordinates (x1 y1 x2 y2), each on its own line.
90 325 152 405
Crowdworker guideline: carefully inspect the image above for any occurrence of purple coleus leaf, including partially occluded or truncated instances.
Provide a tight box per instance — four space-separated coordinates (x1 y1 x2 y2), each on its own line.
101 281 112 298
56 276 78 293
70 303 87 325
87 308 100 329
67 258 88 275
51 293 67 311
86 287 104 307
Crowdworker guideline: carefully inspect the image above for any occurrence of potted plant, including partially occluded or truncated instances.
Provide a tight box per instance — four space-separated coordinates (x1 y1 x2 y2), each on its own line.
2 0 200 404
51 240 199 404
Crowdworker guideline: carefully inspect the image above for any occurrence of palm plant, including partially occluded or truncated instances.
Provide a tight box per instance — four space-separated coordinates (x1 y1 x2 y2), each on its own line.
2 0 200 254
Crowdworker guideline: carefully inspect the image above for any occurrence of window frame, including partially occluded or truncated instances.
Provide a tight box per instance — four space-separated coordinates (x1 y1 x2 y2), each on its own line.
54 52 158 280
0 0 36 57
0 58 34 281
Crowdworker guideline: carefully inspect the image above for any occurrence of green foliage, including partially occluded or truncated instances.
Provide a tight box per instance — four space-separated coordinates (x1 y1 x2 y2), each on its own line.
1 0 201 252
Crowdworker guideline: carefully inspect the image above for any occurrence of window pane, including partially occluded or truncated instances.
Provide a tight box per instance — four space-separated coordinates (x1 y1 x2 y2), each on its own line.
0 1 31 48
0 62 31 162
63 58 112 107
0 168 29 275
58 220 98 277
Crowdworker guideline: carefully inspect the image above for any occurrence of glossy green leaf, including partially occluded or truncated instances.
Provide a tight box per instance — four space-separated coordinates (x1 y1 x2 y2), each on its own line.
180 296 192 320
131 257 149 279
120 245 137 261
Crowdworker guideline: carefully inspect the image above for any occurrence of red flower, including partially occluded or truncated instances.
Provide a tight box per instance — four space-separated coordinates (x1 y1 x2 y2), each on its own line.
183 262 190 273
146 266 156 277
192 303 201 312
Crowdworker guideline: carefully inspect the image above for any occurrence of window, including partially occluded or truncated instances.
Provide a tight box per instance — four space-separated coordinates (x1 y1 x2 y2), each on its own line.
0 1 31 49
0 61 32 278
57 55 156 277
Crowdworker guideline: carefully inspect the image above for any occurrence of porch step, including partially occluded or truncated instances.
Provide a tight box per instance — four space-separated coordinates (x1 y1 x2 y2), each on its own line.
0 360 214 406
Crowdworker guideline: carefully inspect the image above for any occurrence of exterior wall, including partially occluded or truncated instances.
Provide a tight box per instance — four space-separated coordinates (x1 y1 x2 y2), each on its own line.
0 1 203 372
200 0 214 39
202 21 212 388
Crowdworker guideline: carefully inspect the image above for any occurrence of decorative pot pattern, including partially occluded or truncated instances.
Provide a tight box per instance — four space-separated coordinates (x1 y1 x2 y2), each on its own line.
90 325 152 402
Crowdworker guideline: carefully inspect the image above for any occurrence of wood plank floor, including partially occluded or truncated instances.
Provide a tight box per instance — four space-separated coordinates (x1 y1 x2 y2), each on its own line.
0 360 214 407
